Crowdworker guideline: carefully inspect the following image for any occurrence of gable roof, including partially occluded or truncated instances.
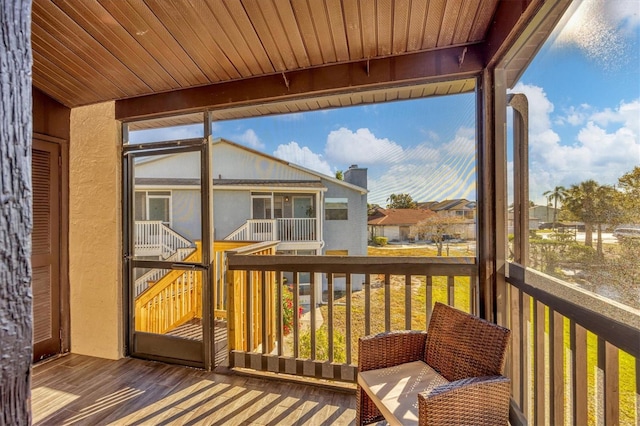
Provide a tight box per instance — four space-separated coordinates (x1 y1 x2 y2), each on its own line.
368 208 436 226
134 138 367 194
212 138 367 194
419 199 476 211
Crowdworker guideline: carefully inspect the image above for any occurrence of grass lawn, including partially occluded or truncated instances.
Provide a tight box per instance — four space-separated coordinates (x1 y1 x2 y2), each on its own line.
367 243 475 257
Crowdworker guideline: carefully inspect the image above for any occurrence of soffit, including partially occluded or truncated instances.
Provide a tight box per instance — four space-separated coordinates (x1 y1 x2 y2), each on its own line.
126 78 476 130
32 0 503 110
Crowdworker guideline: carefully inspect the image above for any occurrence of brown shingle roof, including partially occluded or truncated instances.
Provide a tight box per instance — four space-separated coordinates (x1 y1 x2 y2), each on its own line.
368 208 435 226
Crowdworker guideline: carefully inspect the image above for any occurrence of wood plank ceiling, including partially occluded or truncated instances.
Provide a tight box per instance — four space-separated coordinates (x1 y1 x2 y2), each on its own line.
32 0 504 114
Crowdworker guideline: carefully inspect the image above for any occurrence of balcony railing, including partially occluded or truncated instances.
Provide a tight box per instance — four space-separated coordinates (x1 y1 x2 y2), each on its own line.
225 254 477 381
134 220 193 258
504 263 639 426
225 218 317 242
223 254 639 425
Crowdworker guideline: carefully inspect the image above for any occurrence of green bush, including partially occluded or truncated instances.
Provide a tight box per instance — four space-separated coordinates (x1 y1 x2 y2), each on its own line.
299 325 346 363
373 236 388 246
281 284 302 335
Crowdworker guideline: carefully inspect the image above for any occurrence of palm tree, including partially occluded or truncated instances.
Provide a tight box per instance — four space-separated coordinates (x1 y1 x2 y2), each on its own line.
562 180 619 257
563 180 598 247
543 186 567 229
617 166 640 224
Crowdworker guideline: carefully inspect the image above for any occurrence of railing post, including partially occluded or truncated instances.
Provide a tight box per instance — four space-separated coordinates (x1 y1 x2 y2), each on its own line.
227 269 236 351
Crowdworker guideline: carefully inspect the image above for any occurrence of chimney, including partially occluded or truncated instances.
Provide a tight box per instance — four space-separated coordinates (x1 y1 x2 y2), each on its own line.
344 164 367 189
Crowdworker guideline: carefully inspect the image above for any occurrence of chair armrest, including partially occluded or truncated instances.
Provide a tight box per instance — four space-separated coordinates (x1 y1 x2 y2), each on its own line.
417 376 510 426
358 330 427 372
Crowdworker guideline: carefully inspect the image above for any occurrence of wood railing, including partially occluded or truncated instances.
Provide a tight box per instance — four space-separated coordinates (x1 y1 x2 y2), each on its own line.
212 241 279 321
225 218 317 242
134 247 195 296
504 264 639 426
134 220 193 258
135 242 203 334
226 255 477 381
135 241 279 335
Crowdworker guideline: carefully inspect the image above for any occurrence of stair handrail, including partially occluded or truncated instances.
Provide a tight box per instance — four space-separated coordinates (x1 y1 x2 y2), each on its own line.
159 222 192 255
134 247 195 296
134 242 203 334
224 219 277 241
224 222 249 241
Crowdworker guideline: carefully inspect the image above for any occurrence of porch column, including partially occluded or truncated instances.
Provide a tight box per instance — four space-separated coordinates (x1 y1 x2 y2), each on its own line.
316 191 322 245
69 101 123 359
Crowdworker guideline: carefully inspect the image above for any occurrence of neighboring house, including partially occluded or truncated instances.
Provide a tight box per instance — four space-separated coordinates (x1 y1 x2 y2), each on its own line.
134 138 369 300
507 211 541 234
419 199 477 220
368 208 436 242
507 205 563 233
418 199 477 239
529 204 560 225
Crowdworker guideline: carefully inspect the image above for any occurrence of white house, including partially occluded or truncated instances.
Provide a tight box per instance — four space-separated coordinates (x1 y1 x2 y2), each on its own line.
133 138 369 304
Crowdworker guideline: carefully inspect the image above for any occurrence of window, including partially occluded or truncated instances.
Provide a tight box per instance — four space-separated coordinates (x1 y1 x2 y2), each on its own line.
147 191 171 224
325 198 348 220
252 195 272 219
134 190 171 225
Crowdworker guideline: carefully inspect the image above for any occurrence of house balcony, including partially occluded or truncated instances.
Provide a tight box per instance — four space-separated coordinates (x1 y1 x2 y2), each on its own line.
134 220 194 259
33 254 639 425
225 218 318 244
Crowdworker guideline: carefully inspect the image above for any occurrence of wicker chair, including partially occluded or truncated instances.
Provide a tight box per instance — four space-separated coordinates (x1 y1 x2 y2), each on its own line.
356 302 511 425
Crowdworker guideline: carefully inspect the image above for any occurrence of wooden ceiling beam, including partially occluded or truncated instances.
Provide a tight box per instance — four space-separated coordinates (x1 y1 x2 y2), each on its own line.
115 44 483 121
482 0 544 68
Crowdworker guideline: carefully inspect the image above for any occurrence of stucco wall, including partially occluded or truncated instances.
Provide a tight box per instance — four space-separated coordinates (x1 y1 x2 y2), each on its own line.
69 102 122 359
322 179 368 256
213 189 251 239
172 189 201 242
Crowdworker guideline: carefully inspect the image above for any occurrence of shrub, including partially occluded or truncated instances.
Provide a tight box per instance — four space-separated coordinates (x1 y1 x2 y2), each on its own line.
281 284 302 335
373 236 388 246
299 325 346 363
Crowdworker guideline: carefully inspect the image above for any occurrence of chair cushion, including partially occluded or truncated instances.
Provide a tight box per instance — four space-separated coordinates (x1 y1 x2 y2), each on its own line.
358 361 449 426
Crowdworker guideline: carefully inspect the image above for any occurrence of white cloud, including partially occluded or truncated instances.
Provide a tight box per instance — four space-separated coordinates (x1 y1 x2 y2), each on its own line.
512 83 640 204
325 127 404 164
555 104 592 127
235 129 265 149
367 160 476 206
442 126 475 157
553 0 639 69
366 130 477 205
403 143 441 162
273 141 333 176
590 99 640 132
512 83 555 134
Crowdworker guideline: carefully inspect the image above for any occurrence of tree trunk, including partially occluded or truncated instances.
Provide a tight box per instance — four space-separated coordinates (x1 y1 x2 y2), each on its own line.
0 1 33 425
596 224 603 259
584 223 593 247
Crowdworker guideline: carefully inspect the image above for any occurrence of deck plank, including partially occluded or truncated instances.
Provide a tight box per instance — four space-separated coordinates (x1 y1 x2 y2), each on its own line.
32 354 356 425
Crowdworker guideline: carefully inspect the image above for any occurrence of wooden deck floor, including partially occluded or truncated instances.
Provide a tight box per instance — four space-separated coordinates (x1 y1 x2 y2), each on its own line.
32 354 356 425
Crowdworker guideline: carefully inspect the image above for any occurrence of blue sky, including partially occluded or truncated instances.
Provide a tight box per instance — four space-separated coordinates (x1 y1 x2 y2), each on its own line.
131 0 639 207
